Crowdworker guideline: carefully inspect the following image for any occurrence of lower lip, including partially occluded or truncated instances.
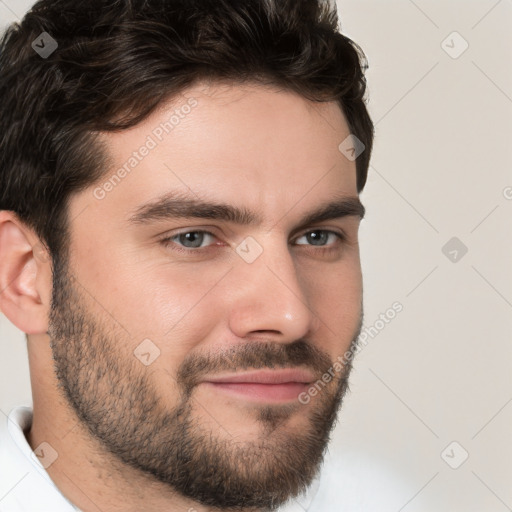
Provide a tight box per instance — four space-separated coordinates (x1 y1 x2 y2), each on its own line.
202 382 310 402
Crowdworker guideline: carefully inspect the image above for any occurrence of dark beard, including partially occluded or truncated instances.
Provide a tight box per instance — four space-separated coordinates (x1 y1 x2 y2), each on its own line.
48 256 360 511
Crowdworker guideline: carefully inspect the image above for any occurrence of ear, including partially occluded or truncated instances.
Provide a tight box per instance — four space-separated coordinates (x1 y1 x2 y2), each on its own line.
0 211 52 334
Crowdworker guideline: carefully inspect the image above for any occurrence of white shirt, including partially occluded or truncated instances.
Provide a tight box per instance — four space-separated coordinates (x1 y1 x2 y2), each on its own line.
0 406 81 511
0 405 318 512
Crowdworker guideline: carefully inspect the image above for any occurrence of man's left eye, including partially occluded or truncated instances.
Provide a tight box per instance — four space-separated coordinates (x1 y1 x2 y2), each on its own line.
295 230 344 247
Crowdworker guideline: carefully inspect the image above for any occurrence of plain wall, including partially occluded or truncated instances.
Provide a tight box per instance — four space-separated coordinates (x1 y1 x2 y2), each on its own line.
1 1 511 511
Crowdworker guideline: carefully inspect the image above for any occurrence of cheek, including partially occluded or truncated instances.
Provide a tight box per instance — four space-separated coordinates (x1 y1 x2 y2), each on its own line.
118 263 227 349
303 259 362 341
305 253 362 298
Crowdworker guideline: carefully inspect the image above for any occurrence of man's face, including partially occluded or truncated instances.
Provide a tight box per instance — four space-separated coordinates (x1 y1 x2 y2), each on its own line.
48 82 364 510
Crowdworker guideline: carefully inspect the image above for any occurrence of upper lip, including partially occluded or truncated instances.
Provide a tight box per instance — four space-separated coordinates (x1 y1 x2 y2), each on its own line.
203 368 315 385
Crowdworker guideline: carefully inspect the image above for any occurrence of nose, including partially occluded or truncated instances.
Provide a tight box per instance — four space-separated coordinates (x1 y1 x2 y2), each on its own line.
227 240 320 343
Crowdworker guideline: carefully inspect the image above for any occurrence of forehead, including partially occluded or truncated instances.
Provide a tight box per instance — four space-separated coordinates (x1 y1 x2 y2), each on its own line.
71 82 357 227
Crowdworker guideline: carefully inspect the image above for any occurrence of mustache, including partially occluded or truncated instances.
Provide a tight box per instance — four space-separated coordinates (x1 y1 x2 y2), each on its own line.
176 339 334 395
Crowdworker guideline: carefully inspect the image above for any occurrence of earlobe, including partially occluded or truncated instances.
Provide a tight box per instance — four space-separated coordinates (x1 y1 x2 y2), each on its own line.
0 212 51 335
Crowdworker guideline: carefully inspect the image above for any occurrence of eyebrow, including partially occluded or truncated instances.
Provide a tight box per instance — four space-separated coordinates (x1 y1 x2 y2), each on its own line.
127 192 365 229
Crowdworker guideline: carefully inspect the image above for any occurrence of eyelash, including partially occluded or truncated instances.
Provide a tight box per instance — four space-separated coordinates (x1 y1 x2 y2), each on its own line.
158 229 347 255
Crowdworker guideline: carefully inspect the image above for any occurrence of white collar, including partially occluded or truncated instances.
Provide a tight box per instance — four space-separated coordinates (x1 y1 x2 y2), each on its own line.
0 405 81 511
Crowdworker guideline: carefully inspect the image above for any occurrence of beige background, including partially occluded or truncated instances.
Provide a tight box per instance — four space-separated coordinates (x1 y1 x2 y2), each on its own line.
1 1 511 510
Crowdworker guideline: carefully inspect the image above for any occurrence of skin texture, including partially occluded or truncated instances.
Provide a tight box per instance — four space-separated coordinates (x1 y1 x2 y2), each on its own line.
0 81 364 512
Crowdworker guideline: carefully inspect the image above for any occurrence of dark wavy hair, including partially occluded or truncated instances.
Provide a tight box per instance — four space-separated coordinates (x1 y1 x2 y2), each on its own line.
0 0 373 261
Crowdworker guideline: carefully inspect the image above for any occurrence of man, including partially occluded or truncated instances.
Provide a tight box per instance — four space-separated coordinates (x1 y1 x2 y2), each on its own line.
0 0 373 510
